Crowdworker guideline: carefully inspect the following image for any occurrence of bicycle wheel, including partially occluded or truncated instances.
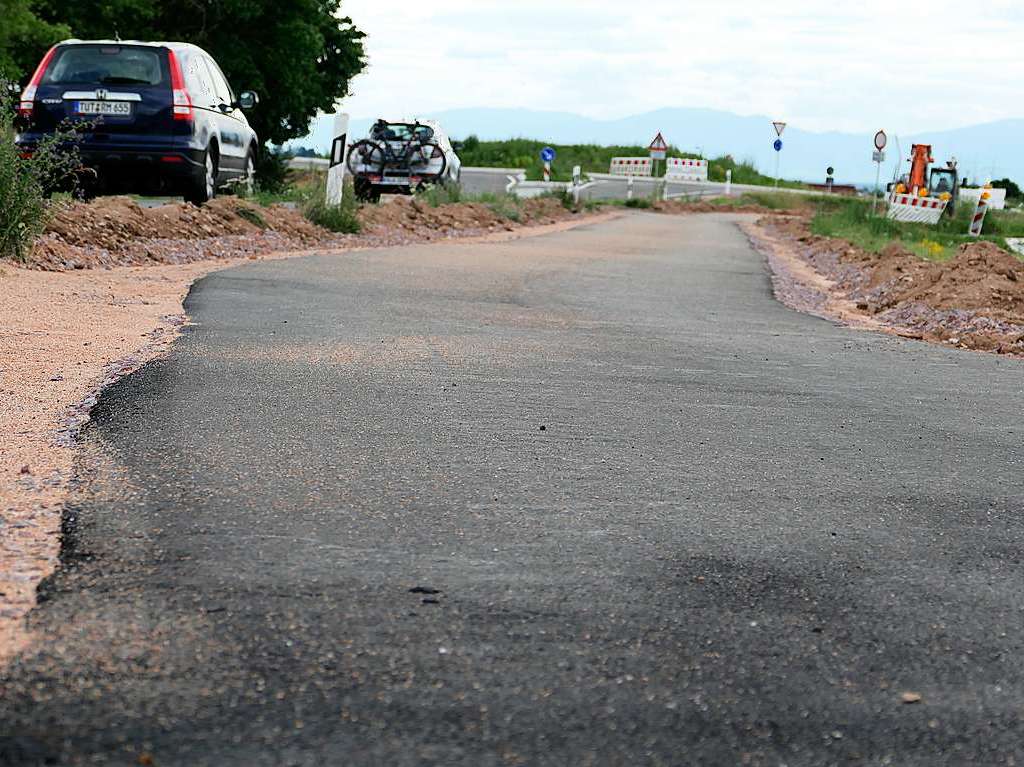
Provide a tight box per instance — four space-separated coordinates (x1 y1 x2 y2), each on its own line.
408 141 447 180
347 140 385 176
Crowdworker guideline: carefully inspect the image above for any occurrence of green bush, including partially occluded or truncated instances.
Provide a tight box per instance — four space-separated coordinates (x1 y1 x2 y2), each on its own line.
0 94 83 262
480 192 523 221
417 182 462 207
254 148 291 194
624 197 652 209
302 178 361 234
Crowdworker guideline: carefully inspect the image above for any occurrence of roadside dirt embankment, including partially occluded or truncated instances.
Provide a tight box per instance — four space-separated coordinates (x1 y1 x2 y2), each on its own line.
25 195 580 271
748 214 1024 356
0 195 610 665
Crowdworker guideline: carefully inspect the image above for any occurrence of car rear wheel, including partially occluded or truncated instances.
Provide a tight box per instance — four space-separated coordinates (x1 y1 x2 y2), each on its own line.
239 151 256 197
185 149 217 205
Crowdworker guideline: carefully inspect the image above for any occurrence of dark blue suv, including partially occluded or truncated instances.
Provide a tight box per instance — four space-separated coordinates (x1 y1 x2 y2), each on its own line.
15 40 259 204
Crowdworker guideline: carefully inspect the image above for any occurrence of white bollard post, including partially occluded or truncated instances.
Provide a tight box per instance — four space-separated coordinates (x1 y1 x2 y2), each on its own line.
572 165 582 206
325 112 350 206
627 175 634 201
725 169 732 197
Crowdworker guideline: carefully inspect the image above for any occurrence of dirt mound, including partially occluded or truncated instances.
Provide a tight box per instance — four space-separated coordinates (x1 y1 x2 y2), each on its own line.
756 215 1024 357
652 199 775 215
31 196 334 271
358 196 576 238
24 195 584 272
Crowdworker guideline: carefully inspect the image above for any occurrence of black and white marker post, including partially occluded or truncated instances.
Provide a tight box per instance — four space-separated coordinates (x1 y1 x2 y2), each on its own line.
326 112 350 206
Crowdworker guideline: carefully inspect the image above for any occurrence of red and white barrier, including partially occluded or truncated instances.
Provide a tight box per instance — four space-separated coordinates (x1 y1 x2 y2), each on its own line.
665 158 708 182
968 193 990 237
609 157 652 177
886 193 948 225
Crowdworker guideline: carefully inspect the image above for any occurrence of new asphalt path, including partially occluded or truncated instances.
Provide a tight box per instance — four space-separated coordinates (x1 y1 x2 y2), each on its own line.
3 213 1023 765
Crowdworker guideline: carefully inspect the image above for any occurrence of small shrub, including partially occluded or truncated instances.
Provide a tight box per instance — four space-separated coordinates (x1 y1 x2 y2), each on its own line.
235 205 267 229
417 182 461 207
302 178 361 234
255 147 290 194
481 193 523 221
539 188 575 211
624 198 651 209
0 93 84 262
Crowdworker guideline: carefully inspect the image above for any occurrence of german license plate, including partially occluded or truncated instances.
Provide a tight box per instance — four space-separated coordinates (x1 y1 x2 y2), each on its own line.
74 101 132 116
381 176 411 185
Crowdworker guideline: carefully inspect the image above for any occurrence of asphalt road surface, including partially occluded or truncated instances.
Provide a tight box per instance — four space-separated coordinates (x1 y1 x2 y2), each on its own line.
3 213 1024 766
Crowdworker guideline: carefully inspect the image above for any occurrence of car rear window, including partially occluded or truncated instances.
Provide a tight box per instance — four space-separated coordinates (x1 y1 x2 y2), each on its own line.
41 45 167 86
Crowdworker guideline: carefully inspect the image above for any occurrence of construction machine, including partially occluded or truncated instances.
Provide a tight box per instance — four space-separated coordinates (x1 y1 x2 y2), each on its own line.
887 143 959 223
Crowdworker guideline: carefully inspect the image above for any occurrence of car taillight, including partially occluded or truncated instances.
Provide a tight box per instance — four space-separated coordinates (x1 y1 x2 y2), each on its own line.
18 46 58 119
166 49 194 122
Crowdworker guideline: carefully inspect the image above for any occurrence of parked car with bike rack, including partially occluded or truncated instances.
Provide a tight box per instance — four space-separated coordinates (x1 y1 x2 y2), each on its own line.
346 118 461 201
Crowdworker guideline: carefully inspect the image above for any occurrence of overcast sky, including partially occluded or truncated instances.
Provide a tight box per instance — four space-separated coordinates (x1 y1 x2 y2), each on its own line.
339 0 1023 135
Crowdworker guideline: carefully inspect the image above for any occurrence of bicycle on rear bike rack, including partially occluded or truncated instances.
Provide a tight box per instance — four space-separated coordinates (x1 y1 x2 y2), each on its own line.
347 120 448 202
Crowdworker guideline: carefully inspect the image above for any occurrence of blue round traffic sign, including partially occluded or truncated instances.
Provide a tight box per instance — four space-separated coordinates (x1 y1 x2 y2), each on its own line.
540 147 556 163
773 139 783 152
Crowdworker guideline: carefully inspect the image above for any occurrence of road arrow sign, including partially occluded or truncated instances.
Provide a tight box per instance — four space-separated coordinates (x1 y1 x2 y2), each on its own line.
773 121 786 137
540 147 556 163
773 139 783 152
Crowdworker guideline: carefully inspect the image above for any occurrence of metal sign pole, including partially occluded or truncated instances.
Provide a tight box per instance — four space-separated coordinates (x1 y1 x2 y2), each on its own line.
872 160 882 216
872 131 888 217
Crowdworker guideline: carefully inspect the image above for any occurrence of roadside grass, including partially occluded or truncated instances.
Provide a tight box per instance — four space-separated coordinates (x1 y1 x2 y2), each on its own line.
416 183 462 207
808 196 1021 261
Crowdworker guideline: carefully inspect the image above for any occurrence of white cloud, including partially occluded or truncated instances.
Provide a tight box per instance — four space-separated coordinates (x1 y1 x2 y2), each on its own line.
339 0 1024 134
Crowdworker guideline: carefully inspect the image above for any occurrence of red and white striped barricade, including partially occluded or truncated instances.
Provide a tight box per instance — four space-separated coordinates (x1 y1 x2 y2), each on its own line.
968 193 990 237
609 157 653 177
665 158 708 182
886 193 948 225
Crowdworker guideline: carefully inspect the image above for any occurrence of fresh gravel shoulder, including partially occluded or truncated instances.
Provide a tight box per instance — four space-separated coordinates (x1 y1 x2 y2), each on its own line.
745 214 1024 358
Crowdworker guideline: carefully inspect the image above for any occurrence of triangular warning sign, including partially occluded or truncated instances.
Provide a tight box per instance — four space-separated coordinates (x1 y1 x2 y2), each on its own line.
773 121 787 137
648 131 668 151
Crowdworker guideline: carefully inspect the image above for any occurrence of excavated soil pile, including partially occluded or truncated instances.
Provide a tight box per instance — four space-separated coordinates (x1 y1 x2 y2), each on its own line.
761 214 1024 355
652 199 776 215
31 196 333 270
357 196 576 238
26 195 583 272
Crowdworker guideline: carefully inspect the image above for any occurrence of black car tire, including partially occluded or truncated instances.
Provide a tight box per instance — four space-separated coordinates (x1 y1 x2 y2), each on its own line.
185 148 218 205
354 176 379 203
239 150 256 197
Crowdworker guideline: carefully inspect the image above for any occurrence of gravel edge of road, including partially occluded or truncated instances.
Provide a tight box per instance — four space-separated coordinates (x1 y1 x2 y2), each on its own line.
0 209 623 667
742 217 1024 360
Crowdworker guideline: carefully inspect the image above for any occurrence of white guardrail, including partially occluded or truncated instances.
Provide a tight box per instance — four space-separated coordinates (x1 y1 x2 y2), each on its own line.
287 157 837 203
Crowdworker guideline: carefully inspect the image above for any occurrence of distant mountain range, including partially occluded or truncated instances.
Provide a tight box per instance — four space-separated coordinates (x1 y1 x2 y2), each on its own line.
289 107 1022 186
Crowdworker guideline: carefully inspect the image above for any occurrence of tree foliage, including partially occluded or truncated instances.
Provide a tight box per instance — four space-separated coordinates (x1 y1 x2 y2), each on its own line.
12 0 365 145
991 178 1022 200
0 0 69 80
